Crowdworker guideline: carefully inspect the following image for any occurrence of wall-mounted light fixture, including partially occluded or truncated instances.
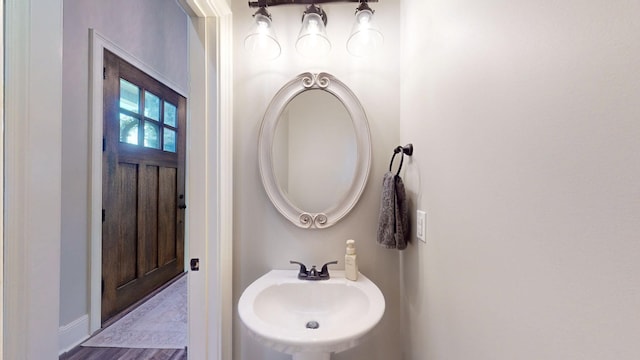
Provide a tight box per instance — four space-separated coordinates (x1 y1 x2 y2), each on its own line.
245 6 282 60
296 4 331 58
245 0 382 60
347 1 383 57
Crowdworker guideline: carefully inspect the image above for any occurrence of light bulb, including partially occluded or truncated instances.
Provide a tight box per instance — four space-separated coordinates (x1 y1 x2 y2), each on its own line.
356 9 372 25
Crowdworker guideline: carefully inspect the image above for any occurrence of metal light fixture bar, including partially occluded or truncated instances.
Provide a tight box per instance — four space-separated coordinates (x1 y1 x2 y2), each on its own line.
248 0 378 8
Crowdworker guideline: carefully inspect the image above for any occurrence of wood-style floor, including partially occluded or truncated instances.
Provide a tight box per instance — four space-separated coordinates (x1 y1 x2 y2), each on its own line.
59 346 187 360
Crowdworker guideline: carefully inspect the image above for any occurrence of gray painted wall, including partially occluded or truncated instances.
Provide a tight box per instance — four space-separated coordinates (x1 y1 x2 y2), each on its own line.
61 0 188 326
400 0 640 359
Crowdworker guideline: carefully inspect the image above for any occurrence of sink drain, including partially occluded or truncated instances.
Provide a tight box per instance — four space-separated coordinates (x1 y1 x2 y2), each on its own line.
305 320 320 329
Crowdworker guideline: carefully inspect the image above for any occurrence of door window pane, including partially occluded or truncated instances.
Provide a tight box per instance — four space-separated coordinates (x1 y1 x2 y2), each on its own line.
144 91 160 120
144 121 161 149
119 113 139 145
164 101 177 127
163 128 176 152
120 79 139 113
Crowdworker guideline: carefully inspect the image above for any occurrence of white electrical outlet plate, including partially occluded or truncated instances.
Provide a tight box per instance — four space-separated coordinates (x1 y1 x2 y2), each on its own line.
417 210 426 242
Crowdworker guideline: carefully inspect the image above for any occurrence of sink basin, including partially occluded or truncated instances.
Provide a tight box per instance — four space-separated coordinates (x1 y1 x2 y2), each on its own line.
238 269 385 360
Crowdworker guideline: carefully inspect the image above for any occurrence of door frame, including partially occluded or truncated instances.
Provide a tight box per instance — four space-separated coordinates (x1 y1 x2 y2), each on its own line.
4 0 64 357
88 2 234 359
0 2 4 356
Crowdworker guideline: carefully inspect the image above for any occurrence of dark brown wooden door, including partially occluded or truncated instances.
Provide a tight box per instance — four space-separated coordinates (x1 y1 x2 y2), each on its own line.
101 50 186 324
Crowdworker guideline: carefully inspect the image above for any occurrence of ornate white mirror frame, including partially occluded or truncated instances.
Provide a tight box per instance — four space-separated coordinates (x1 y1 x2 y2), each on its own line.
258 72 372 229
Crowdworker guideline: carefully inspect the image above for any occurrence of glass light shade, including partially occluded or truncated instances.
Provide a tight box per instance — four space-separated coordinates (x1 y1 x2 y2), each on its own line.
295 12 331 58
346 9 383 57
245 13 281 60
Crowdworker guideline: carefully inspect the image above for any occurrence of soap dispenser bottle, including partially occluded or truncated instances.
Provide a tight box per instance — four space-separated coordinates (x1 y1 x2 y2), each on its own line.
345 239 358 281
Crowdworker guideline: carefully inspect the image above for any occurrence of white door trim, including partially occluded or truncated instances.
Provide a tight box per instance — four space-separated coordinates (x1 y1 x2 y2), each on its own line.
4 0 63 357
179 1 234 359
0 2 5 356
0 6 4 357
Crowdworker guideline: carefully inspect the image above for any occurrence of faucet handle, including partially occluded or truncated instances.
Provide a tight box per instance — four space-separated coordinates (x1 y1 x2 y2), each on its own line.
289 260 308 279
320 260 338 277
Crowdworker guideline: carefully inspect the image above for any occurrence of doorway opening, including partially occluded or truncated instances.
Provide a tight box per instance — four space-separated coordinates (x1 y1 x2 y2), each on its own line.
85 32 192 353
101 49 187 324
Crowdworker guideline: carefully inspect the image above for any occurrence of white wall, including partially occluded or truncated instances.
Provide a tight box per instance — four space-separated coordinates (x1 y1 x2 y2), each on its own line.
400 0 640 359
60 0 188 335
231 1 402 359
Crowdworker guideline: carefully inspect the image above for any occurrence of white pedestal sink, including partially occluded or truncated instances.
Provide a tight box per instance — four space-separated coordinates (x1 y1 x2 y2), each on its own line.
238 270 385 360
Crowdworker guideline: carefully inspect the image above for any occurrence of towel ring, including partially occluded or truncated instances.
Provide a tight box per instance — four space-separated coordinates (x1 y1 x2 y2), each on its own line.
389 144 413 176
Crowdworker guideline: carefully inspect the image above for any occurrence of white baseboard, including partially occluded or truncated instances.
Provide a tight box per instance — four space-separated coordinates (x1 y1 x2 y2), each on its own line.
58 314 90 355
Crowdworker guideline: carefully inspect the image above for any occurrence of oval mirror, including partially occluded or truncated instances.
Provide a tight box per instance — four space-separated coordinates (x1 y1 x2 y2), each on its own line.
258 72 372 228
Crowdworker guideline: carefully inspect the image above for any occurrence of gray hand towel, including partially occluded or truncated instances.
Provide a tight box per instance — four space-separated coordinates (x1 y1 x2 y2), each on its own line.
377 171 409 250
